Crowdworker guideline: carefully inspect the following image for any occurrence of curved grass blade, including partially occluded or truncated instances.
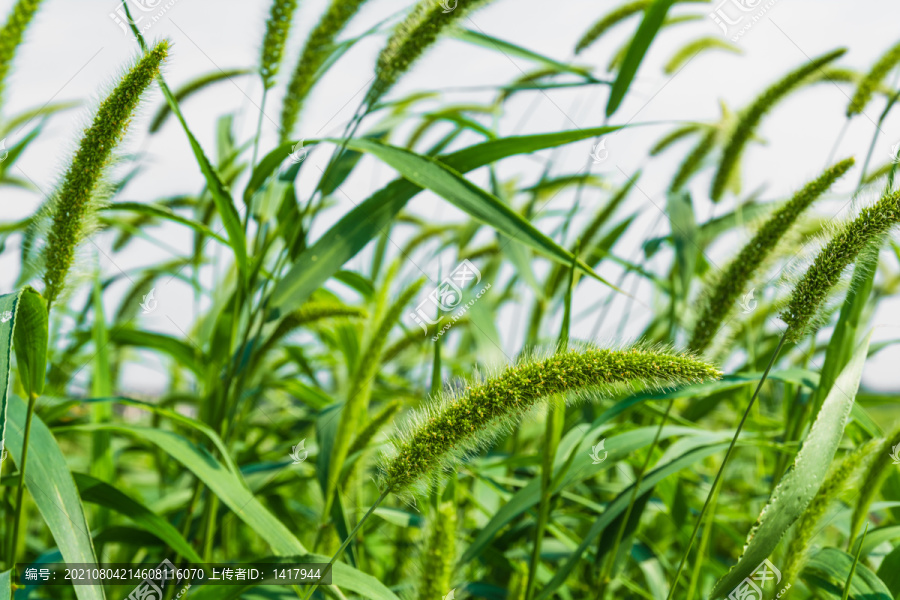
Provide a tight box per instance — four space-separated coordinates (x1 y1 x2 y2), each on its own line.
265 126 622 318
68 423 306 556
72 472 203 563
149 68 251 132
5 395 104 600
803 547 892 600
606 0 676 117
709 332 872 598
0 287 47 458
102 202 229 245
535 440 731 599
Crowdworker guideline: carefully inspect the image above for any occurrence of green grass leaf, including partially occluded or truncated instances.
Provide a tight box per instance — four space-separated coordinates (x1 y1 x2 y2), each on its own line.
266 126 622 319
71 424 306 556
5 395 104 600
606 0 676 117
803 547 892 600
0 287 47 456
710 332 872 598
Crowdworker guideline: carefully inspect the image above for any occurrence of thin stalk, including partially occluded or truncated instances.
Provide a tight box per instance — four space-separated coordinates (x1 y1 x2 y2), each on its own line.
8 391 38 570
525 246 577 600
251 87 268 176
303 489 388 600
666 331 787 599
597 398 675 599
685 484 721 600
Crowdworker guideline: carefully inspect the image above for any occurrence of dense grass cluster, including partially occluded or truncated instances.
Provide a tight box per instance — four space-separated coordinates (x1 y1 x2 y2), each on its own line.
1 2 900 600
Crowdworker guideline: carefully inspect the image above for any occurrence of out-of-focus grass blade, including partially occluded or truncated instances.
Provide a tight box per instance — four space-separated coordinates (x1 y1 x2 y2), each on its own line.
803 547 892 600
710 332 872 598
102 202 229 245
73 472 203 563
6 396 104 600
106 329 203 375
875 544 900 597
70 423 307 556
332 139 611 279
843 525 869 600
606 0 677 117
536 441 731 599
451 29 596 79
266 126 623 319
149 68 251 132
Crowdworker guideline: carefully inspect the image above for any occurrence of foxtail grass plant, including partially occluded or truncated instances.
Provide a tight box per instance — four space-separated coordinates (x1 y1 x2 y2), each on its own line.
669 188 900 599
304 345 719 600
42 41 169 308
415 500 458 600
689 157 854 353
710 49 846 202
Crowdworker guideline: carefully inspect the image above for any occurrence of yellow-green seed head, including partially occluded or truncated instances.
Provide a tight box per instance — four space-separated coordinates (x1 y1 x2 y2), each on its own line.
260 0 299 90
0 0 44 105
847 40 900 117
280 0 370 141
710 48 846 202
379 344 721 495
780 190 900 342
371 0 494 104
42 40 169 306
689 158 854 353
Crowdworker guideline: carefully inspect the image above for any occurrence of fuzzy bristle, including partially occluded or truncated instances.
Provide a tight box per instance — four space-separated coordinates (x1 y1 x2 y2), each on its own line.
378 343 720 495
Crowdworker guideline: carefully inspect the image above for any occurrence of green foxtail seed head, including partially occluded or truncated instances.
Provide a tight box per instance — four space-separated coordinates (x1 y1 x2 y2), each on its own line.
415 500 457 600
847 40 900 117
370 0 493 104
280 0 370 141
710 48 846 202
780 190 900 342
259 0 298 90
42 41 169 307
0 0 44 105
379 344 721 495
664 37 741 75
575 0 648 54
650 124 701 157
670 127 716 192
689 157 855 353
259 301 367 357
